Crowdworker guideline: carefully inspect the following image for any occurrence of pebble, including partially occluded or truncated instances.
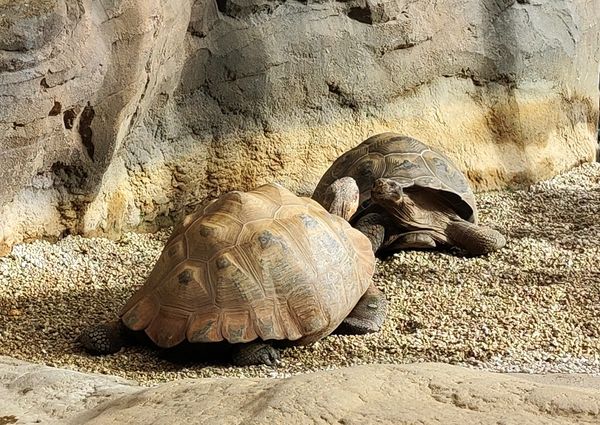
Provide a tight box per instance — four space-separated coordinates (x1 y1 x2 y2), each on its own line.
0 164 599 385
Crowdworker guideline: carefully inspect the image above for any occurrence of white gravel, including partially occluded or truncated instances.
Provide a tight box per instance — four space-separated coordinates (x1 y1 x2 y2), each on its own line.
0 163 599 384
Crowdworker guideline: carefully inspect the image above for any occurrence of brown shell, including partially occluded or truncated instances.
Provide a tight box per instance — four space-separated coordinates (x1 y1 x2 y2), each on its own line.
119 184 374 348
312 133 478 223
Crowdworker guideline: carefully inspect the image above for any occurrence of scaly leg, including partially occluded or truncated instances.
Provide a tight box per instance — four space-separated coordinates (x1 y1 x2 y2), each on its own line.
387 230 437 251
335 283 388 335
78 320 127 355
446 220 506 256
231 342 280 366
354 213 387 254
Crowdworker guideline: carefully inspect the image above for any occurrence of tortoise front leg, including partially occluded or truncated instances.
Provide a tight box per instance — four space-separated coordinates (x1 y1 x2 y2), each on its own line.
354 213 388 254
446 219 506 256
321 177 360 221
231 342 280 366
386 231 438 251
335 283 388 335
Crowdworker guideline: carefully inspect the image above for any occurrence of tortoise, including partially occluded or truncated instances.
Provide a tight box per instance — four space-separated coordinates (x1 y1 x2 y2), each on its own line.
312 133 506 256
78 183 387 366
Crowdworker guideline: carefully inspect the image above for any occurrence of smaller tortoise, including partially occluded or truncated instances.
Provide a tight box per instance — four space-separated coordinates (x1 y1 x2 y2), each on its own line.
79 183 386 366
313 133 506 256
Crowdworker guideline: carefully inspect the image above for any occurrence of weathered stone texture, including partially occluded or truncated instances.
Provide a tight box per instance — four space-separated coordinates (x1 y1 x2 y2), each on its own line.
0 0 598 251
2 357 600 424
75 363 600 424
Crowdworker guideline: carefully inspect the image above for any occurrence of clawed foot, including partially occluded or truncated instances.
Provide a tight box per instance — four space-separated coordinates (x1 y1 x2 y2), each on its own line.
78 321 125 355
232 342 280 366
335 285 388 335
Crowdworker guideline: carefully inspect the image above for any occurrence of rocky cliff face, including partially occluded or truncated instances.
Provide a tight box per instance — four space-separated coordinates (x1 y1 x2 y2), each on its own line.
0 0 598 253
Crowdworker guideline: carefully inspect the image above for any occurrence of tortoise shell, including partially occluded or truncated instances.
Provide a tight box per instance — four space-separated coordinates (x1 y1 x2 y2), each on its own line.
119 184 374 348
313 133 478 223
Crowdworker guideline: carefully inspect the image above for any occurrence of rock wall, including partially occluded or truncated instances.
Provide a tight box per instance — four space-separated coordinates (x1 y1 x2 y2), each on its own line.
0 0 598 252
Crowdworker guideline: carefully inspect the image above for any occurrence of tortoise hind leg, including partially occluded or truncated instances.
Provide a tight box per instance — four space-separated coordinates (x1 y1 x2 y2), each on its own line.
78 320 128 355
446 220 506 256
335 283 388 335
232 342 280 366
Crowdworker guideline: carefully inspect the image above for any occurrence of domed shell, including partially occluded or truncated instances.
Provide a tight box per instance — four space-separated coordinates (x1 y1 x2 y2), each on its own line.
119 184 374 348
313 133 478 223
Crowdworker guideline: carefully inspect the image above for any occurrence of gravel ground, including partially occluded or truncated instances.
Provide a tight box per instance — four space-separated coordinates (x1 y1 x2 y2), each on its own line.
1 163 599 385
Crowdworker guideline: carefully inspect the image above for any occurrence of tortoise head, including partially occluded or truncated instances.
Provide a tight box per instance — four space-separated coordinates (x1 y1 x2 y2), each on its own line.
320 177 360 221
371 178 420 223
371 178 405 204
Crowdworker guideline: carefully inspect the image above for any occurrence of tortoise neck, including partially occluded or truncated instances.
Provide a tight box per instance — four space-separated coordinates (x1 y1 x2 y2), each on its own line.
379 190 462 242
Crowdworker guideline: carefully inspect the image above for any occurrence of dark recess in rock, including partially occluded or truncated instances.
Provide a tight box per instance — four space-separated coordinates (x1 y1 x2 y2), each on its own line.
327 82 342 95
347 6 372 24
214 0 283 18
51 162 89 191
79 103 95 160
0 415 18 425
63 109 76 129
216 0 227 13
49 101 62 116
327 82 358 109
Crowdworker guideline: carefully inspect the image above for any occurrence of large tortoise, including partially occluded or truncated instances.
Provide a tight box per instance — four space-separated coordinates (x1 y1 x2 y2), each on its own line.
313 133 506 256
79 183 386 366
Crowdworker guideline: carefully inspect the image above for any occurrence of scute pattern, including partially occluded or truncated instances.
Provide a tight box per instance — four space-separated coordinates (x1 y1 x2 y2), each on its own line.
313 133 477 223
119 184 374 348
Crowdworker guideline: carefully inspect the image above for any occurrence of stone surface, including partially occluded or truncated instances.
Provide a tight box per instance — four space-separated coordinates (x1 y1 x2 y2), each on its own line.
77 364 600 424
2 357 600 424
0 356 137 424
0 0 599 252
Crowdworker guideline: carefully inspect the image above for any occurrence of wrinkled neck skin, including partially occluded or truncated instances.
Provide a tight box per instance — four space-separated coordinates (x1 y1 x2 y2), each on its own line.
377 189 462 244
